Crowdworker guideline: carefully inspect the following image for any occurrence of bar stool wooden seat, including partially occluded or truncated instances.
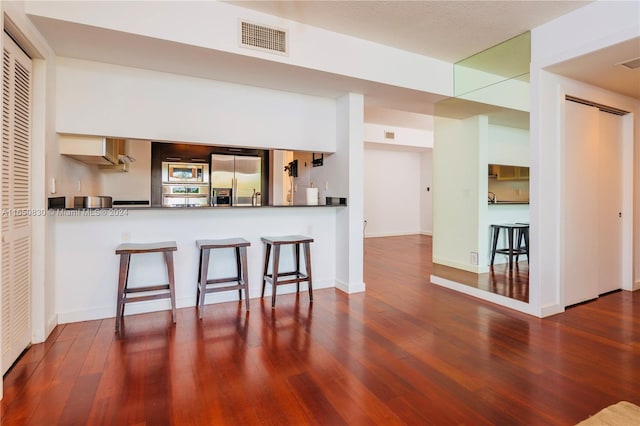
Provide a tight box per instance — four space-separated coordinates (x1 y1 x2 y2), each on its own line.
115 241 177 332
490 223 529 270
196 238 251 318
261 235 314 308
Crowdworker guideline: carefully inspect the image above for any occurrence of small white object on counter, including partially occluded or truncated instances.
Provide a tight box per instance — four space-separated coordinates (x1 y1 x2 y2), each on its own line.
306 187 318 205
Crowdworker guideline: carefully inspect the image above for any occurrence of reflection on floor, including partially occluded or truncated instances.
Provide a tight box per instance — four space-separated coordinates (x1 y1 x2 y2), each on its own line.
432 261 529 303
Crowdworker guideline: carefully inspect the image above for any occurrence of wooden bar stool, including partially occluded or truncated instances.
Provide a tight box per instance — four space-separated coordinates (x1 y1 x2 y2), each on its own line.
490 223 529 270
261 235 314 308
196 238 251 319
115 241 178 332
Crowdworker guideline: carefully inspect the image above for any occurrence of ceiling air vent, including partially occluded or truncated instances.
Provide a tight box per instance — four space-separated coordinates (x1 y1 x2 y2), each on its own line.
619 57 640 70
240 21 288 55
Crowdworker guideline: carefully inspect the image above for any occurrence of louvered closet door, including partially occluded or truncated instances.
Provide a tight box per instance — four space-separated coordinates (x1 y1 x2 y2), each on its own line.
1 33 32 375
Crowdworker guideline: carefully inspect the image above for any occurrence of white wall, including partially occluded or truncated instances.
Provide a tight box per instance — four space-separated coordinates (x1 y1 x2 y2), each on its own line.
363 121 433 237
531 1 640 69
100 140 151 202
54 57 343 207
53 208 337 323
530 0 640 317
26 1 452 97
272 150 293 205
433 115 487 272
487 124 531 204
333 93 365 294
488 125 530 166
420 149 433 235
364 123 433 149
291 152 312 205
56 58 337 152
53 156 101 207
363 148 422 237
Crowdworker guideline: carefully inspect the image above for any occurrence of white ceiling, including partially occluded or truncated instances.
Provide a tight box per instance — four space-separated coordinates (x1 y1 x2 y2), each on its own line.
226 1 589 63
26 1 639 130
230 0 639 101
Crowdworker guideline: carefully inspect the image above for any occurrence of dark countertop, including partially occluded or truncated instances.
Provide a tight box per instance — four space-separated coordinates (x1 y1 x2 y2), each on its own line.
488 201 529 205
52 203 344 212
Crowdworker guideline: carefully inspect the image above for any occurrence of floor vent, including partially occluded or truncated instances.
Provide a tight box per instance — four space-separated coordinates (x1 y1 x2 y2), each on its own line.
240 21 287 55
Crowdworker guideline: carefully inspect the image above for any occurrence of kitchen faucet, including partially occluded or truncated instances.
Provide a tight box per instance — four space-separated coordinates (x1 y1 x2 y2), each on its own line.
488 192 497 203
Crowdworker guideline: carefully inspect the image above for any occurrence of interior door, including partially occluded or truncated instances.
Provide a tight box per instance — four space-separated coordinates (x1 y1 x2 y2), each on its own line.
563 101 625 307
597 111 623 294
563 101 600 306
1 33 33 375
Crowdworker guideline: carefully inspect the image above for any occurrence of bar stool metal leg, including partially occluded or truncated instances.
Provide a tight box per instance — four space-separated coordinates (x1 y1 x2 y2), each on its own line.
164 250 177 324
507 227 514 270
116 253 131 332
491 225 499 266
271 245 281 308
197 248 211 319
239 245 250 311
295 243 301 293
304 242 313 302
235 247 242 300
262 243 271 298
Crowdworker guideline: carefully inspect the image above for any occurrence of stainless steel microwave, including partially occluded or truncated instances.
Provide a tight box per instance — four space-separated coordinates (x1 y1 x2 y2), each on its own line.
162 162 209 184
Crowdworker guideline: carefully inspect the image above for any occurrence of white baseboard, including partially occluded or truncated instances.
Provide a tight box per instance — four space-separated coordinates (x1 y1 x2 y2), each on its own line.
41 314 58 343
540 304 564 317
634 281 640 291
365 231 420 238
335 280 366 294
430 274 536 316
420 231 433 236
432 257 485 274
57 280 336 324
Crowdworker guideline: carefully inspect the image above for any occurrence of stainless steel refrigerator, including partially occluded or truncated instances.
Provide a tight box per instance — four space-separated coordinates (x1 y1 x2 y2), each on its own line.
211 154 262 206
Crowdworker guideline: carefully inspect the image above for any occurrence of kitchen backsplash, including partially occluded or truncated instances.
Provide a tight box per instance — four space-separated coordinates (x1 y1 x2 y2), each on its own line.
488 178 529 202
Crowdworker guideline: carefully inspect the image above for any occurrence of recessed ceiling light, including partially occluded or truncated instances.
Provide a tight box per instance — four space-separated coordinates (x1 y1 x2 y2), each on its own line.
619 57 640 70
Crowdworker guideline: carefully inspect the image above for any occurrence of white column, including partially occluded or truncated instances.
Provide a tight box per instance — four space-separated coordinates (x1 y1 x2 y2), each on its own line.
334 93 365 293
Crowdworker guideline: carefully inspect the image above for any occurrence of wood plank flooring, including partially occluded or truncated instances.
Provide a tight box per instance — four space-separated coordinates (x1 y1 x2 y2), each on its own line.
3 234 640 425
432 260 529 302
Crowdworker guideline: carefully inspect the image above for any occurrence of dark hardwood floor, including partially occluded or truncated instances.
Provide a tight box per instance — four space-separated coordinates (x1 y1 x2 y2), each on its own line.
432 260 529 302
3 234 640 425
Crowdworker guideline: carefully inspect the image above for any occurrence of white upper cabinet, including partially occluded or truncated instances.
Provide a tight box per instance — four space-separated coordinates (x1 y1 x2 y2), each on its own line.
59 134 125 165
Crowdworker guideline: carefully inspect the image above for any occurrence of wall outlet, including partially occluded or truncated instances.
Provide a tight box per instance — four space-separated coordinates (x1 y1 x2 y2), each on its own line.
470 251 478 265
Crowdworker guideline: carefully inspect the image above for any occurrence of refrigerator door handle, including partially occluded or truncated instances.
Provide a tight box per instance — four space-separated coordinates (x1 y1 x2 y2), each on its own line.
233 178 237 206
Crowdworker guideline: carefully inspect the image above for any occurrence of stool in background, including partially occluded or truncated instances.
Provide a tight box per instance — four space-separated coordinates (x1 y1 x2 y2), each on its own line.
490 224 529 270
115 241 178 332
196 238 251 318
515 222 530 263
261 235 314 308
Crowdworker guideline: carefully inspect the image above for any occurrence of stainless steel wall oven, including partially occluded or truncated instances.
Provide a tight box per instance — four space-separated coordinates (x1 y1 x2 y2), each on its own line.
161 162 210 207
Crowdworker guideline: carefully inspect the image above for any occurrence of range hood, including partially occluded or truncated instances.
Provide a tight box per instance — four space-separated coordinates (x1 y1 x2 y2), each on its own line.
59 134 136 166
